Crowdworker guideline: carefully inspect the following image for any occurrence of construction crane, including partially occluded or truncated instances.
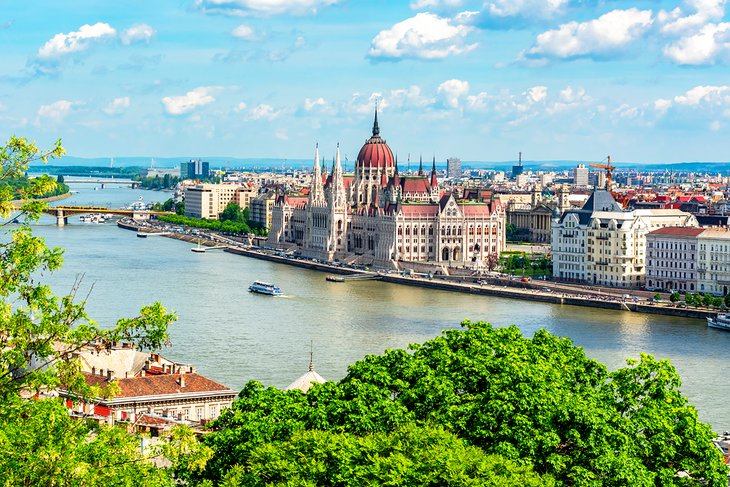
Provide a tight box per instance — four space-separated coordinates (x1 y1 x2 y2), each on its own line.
589 156 615 192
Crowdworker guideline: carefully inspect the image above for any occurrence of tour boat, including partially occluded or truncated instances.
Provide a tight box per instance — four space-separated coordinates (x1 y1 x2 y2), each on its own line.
707 314 730 331
248 281 284 296
326 275 345 283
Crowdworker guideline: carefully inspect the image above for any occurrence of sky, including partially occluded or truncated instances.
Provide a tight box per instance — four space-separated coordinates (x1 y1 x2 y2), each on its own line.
2 0 730 164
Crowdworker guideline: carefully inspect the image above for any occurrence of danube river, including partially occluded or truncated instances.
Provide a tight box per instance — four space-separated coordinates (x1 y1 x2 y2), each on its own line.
26 183 730 431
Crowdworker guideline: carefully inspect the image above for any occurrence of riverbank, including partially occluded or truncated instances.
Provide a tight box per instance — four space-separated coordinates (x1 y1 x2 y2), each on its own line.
10 191 72 207
119 220 712 321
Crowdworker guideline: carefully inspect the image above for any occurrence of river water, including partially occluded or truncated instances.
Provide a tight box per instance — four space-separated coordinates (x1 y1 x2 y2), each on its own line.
22 183 730 431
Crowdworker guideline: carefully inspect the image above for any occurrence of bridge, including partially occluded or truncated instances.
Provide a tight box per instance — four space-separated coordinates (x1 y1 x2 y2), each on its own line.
61 178 140 188
42 206 173 226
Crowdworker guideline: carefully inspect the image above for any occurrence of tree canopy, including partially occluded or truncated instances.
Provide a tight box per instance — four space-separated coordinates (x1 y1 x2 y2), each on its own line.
200 321 727 486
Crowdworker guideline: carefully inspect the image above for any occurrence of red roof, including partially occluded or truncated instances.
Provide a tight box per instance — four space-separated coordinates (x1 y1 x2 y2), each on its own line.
83 372 232 398
648 227 704 237
460 204 493 217
401 177 431 194
399 204 438 217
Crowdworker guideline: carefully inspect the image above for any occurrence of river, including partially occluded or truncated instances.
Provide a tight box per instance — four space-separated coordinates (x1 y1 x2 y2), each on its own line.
22 182 730 432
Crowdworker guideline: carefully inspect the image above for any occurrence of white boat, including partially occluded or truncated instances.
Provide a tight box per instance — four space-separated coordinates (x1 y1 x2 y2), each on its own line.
191 240 206 253
248 281 284 296
127 197 149 211
707 314 730 331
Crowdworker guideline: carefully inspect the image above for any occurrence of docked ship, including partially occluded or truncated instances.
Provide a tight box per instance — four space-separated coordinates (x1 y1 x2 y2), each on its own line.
707 314 730 331
248 281 284 296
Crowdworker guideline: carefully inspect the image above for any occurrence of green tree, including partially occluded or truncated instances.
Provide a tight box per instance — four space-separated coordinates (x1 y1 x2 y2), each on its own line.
56 174 64 184
0 136 203 485
703 293 713 307
654 292 662 302
685 293 694 306
201 322 727 486
670 292 681 303
220 202 244 223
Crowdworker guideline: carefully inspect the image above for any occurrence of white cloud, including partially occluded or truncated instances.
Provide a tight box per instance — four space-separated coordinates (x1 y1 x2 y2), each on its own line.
232 24 257 40
162 87 219 115
484 0 570 19
524 9 653 60
526 85 548 103
37 100 74 123
387 86 435 109
368 12 477 61
658 0 726 35
654 85 730 129
234 102 248 112
121 24 156 45
658 85 730 109
663 21 730 64
104 97 130 115
248 103 280 120
303 97 328 111
410 0 463 9
437 79 470 108
37 22 116 59
194 0 339 16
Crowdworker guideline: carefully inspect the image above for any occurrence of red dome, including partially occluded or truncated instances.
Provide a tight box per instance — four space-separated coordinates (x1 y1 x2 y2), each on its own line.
356 110 395 170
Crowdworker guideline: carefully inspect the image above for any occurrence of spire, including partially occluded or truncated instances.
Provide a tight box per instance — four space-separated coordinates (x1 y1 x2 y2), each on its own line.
309 341 314 372
430 156 438 188
310 143 324 204
418 155 423 176
372 105 380 137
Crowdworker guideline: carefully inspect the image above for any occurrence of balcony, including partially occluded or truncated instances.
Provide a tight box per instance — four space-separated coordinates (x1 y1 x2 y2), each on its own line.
596 235 609 240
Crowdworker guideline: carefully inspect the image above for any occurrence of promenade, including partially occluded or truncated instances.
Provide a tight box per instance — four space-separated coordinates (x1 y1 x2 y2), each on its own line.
119 219 713 322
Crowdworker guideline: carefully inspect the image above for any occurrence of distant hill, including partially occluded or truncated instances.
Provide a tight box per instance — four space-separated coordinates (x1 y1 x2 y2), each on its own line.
29 155 730 173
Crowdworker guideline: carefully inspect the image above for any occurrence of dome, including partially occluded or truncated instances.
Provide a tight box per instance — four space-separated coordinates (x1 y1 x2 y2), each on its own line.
356 109 395 170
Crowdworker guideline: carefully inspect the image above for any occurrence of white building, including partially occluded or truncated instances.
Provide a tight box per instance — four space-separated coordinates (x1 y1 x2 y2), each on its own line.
184 183 257 219
267 111 506 269
552 190 698 287
573 164 589 187
646 227 703 293
447 157 461 178
697 228 730 296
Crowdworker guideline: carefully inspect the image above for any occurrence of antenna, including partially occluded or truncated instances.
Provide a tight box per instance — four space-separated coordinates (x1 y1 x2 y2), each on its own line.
519 152 522 165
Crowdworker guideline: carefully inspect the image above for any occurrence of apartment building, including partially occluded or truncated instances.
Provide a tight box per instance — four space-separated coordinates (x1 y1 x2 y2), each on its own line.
184 183 257 219
646 227 703 293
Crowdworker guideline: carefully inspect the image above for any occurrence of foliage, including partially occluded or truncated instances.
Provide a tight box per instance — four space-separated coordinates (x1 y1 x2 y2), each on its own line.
159 213 267 236
138 174 180 190
201 322 727 486
499 252 551 278
219 424 550 487
27 165 141 178
654 293 662 302
220 203 246 223
151 197 177 212
0 395 174 486
505 222 517 241
56 174 64 184
670 292 681 303
0 136 205 485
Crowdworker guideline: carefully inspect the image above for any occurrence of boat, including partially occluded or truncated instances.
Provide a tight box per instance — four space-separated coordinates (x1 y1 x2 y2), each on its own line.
248 281 284 296
707 314 730 331
326 275 345 283
127 197 150 211
191 240 206 253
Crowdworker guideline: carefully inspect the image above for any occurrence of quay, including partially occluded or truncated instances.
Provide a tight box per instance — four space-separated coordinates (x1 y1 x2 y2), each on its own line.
119 220 713 321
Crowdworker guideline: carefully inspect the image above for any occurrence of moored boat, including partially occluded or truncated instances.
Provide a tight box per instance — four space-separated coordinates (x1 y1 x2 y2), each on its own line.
707 313 730 331
248 281 284 296
326 275 345 283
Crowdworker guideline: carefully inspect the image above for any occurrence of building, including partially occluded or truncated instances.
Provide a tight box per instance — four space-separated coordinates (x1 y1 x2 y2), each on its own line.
184 183 255 219
180 159 210 180
447 157 461 178
646 227 703 293
552 190 698 287
697 228 730 296
250 192 277 230
506 186 570 243
267 111 506 270
57 344 237 426
573 164 589 187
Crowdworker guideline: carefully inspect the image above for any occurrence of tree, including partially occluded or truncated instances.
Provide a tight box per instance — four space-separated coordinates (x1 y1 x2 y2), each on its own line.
56 174 64 184
486 252 499 273
220 202 244 223
506 222 517 241
0 136 201 484
685 293 694 306
201 322 727 486
670 292 680 303
654 292 662 302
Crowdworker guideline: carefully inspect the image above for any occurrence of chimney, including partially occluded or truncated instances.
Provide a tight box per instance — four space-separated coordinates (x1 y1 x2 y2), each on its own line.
179 374 186 388
125 371 129 378
107 370 113 381
91 366 96 376
140 369 146 378
189 366 194 373
99 368 104 377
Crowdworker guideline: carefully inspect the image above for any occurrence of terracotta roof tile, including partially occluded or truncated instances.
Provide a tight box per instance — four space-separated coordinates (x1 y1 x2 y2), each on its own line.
648 227 704 237
83 372 233 398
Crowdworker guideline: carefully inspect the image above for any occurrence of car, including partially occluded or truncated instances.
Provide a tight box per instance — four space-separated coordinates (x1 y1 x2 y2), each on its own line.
541 287 551 292
521 277 530 283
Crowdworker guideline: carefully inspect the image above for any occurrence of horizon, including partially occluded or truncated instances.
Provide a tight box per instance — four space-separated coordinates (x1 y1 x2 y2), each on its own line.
4 1 730 162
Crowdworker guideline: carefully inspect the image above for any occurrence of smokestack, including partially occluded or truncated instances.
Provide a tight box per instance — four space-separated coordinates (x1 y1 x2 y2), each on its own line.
179 374 186 388
107 370 113 381
91 366 96 375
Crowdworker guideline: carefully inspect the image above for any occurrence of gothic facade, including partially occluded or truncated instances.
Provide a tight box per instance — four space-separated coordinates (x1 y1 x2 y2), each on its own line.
267 112 506 269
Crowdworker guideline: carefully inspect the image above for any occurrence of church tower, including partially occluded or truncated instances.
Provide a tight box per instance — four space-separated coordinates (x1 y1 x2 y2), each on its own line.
353 108 395 208
327 144 348 256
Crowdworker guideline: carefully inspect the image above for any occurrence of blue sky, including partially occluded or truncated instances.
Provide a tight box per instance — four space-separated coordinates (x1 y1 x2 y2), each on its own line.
2 0 730 163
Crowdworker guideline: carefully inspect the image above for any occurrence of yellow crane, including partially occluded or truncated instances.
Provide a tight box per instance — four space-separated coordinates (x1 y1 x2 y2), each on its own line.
589 156 615 192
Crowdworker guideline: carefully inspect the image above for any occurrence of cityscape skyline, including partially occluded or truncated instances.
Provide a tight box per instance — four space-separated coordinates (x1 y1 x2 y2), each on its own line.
3 1 730 162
